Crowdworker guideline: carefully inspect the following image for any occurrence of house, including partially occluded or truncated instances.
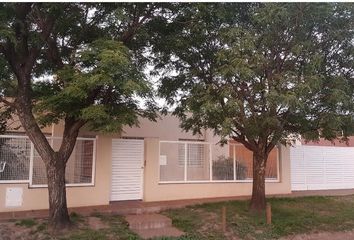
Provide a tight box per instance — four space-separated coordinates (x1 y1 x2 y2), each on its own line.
0 114 353 213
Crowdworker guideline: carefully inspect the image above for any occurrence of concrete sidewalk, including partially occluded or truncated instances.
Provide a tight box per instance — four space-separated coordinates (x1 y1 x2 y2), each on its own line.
1 189 354 221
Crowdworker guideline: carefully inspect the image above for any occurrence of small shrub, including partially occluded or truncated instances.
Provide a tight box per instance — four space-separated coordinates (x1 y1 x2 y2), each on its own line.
36 223 47 232
212 156 247 180
16 219 37 227
70 212 84 223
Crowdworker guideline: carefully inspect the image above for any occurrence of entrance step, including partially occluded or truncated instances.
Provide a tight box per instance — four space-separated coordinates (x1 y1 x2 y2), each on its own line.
113 206 163 215
125 213 184 239
135 227 184 239
126 213 172 230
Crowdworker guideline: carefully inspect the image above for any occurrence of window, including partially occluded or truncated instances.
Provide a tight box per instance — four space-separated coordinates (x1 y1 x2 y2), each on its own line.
159 140 279 183
160 141 210 182
0 135 96 186
160 141 185 181
178 143 205 166
230 144 279 180
81 140 94 179
212 156 234 180
0 136 31 182
31 137 96 187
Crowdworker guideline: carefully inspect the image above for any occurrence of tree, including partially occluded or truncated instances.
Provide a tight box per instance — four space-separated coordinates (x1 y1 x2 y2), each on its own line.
0 3 163 229
156 3 354 211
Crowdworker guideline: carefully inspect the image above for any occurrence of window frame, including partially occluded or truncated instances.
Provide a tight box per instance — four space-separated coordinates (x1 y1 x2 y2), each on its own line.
0 135 32 184
229 143 280 182
178 142 205 167
159 140 280 184
0 134 97 187
29 136 97 188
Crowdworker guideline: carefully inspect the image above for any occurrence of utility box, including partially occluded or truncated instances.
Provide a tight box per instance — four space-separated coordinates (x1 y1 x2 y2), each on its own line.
5 187 23 207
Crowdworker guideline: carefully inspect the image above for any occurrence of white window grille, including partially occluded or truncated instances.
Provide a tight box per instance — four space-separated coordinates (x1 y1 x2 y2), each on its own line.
0 135 96 187
159 140 279 183
30 137 96 187
0 136 31 183
178 143 205 166
160 141 211 182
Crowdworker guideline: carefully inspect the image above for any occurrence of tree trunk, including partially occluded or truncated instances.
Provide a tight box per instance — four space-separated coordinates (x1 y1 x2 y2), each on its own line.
15 96 72 230
250 152 267 212
46 157 71 230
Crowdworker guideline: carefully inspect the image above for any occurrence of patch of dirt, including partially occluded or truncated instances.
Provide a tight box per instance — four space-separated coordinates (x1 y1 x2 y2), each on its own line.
87 216 109 230
0 216 109 240
333 195 354 203
197 209 219 232
224 231 241 240
0 222 47 240
281 230 354 240
193 208 240 240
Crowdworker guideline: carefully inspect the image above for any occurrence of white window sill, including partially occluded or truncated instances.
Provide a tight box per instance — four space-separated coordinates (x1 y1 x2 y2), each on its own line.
158 179 280 184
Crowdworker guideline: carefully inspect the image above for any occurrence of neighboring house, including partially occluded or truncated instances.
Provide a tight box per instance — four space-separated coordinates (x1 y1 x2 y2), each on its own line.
302 137 354 147
0 114 352 212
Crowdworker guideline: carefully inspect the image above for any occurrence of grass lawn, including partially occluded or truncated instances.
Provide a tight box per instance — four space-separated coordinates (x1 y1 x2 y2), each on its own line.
2 195 354 240
164 195 354 240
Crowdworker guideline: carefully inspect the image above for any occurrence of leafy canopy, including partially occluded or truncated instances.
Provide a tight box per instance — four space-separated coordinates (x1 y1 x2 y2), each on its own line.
157 3 354 152
0 3 164 133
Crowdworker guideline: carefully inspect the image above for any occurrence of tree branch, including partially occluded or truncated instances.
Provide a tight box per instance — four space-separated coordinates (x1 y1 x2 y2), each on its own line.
0 43 5 54
59 118 87 162
121 5 155 44
32 5 64 69
231 130 257 152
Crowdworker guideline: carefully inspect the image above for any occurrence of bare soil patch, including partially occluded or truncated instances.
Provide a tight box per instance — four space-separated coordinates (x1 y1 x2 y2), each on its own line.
282 230 354 240
0 221 49 240
87 216 109 230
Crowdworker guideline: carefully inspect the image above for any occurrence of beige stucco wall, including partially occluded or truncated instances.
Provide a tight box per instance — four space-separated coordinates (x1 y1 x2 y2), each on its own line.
1 111 52 134
122 114 204 141
143 138 291 202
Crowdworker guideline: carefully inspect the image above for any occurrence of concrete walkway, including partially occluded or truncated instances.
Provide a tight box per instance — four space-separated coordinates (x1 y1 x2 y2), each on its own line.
1 189 354 221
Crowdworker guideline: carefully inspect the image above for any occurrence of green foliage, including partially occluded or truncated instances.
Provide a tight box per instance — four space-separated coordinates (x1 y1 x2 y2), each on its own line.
69 212 84 224
157 3 354 151
0 3 163 134
35 223 47 232
33 39 155 132
165 195 354 240
0 106 13 133
212 156 247 180
6 195 354 239
16 219 37 228
63 229 107 240
0 4 166 225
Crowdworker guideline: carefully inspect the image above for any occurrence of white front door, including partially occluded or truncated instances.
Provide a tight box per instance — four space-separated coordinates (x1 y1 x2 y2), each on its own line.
111 139 144 201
